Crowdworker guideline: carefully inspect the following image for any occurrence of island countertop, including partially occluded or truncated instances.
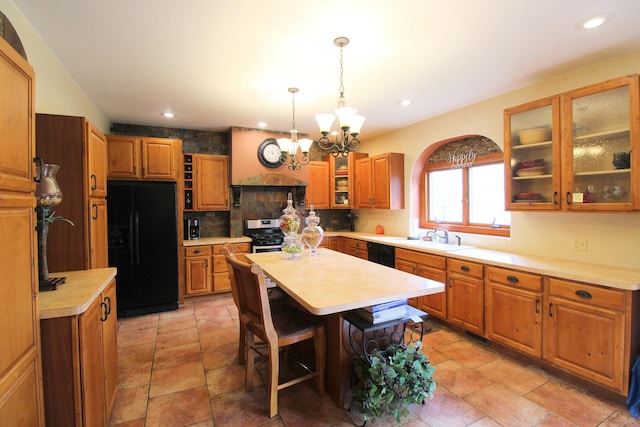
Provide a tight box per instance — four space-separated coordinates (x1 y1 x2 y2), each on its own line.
39 268 117 319
246 248 444 316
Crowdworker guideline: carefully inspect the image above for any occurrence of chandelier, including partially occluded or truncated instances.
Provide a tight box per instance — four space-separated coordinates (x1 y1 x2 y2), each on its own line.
316 37 365 157
277 87 313 171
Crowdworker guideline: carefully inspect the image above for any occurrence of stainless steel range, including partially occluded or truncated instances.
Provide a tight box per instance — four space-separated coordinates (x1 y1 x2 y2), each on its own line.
244 219 284 253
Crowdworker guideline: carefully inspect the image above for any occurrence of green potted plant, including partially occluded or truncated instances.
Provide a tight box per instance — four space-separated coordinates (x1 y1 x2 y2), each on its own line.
351 343 436 425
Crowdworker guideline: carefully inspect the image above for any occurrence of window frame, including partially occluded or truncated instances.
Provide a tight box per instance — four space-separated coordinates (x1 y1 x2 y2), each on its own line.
422 152 510 237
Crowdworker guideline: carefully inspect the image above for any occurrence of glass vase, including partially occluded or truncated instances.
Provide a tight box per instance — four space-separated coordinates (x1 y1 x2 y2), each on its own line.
301 205 324 255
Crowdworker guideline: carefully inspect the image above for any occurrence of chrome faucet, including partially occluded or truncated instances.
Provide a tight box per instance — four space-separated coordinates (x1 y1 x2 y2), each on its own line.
425 228 449 244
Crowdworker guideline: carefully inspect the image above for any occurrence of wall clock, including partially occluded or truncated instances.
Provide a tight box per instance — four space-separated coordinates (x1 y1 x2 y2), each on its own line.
257 138 283 169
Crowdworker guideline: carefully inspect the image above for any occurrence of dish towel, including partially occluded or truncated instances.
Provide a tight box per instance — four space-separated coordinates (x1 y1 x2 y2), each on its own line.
627 356 640 418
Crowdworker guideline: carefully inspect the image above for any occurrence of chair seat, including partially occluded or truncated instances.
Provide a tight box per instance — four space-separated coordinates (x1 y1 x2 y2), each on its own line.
271 305 323 339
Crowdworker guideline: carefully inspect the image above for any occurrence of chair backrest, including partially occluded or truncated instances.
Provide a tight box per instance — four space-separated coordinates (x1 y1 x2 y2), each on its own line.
221 243 240 309
224 252 277 344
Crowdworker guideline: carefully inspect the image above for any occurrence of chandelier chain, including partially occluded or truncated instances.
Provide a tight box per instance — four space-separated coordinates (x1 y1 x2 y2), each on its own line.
339 45 345 98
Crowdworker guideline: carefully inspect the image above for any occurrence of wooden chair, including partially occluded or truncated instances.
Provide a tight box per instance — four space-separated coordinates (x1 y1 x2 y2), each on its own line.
221 243 250 364
223 252 326 418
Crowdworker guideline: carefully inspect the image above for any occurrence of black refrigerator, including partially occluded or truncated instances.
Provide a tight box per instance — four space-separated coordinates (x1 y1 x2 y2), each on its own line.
107 181 179 317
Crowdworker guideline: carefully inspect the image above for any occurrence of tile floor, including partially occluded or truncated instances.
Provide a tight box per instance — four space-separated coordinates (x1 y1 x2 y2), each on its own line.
108 294 638 426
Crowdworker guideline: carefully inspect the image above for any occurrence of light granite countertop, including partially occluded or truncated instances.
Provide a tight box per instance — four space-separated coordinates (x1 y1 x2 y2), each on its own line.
183 236 251 247
39 267 117 319
182 231 640 290
342 232 640 291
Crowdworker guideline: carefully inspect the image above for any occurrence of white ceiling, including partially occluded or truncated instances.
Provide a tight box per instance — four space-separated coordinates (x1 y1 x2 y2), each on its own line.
12 0 640 140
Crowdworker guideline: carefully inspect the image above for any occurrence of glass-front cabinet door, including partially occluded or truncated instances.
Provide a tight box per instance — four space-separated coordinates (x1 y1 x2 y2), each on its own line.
505 74 639 212
328 152 367 209
505 97 562 210
561 76 639 211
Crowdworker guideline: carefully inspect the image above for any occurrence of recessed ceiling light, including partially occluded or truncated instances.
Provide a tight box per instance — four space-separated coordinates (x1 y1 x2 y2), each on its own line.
400 99 412 107
257 122 267 128
162 112 174 118
582 16 606 29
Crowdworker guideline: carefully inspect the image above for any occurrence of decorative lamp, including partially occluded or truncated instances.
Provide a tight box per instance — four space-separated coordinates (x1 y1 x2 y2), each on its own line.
316 37 365 157
34 160 73 289
277 87 312 171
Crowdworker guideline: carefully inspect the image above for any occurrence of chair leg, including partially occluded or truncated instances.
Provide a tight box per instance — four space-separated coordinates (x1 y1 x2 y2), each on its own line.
268 341 280 418
238 322 246 365
314 326 327 396
246 331 255 392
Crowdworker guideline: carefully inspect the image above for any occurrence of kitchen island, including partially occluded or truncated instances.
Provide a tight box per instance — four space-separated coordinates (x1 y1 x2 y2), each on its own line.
246 249 445 407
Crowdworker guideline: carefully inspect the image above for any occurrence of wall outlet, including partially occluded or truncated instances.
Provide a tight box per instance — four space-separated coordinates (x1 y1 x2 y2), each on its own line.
572 238 588 251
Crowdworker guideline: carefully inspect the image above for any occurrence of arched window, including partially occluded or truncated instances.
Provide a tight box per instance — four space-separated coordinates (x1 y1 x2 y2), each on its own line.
421 135 510 237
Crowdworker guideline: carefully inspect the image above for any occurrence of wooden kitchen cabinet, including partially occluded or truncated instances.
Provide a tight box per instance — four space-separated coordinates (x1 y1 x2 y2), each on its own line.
194 154 229 211
447 258 484 335
355 153 404 209
88 197 109 268
185 246 212 295
543 277 628 393
342 238 368 260
306 161 330 209
107 135 181 181
328 152 367 208
40 279 118 426
505 74 639 212
486 266 542 357
395 248 447 318
35 114 110 272
0 35 44 426
212 242 250 292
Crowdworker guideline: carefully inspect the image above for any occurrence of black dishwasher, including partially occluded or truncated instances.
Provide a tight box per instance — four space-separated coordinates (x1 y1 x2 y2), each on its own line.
367 242 396 268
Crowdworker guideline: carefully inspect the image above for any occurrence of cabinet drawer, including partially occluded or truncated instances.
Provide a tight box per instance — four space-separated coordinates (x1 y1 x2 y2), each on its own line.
547 278 625 312
212 242 250 255
448 258 483 279
487 266 542 292
346 239 366 250
186 246 211 257
212 254 227 273
395 248 446 270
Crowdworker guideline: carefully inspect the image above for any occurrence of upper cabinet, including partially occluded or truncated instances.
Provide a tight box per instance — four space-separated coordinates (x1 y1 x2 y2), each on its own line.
306 161 330 209
356 153 404 209
328 152 367 209
194 154 229 211
505 74 639 212
36 114 109 272
107 135 180 181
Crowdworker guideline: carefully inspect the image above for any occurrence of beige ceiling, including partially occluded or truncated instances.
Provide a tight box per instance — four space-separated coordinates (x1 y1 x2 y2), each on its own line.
12 0 640 140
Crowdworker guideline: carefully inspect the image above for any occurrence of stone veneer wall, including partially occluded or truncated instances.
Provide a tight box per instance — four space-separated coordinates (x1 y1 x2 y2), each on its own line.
110 123 352 237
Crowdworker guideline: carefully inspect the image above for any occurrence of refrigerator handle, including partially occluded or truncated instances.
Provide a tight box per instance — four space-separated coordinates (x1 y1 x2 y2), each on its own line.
134 212 141 265
128 212 135 265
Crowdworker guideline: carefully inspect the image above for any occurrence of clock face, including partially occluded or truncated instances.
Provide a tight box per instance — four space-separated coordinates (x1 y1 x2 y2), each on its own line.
257 138 283 168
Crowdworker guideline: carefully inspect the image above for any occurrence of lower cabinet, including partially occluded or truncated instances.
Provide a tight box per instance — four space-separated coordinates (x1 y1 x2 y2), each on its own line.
543 277 628 393
40 279 118 427
212 242 250 292
185 246 212 295
342 238 368 259
486 266 543 357
185 242 251 296
395 248 447 315
447 258 484 335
